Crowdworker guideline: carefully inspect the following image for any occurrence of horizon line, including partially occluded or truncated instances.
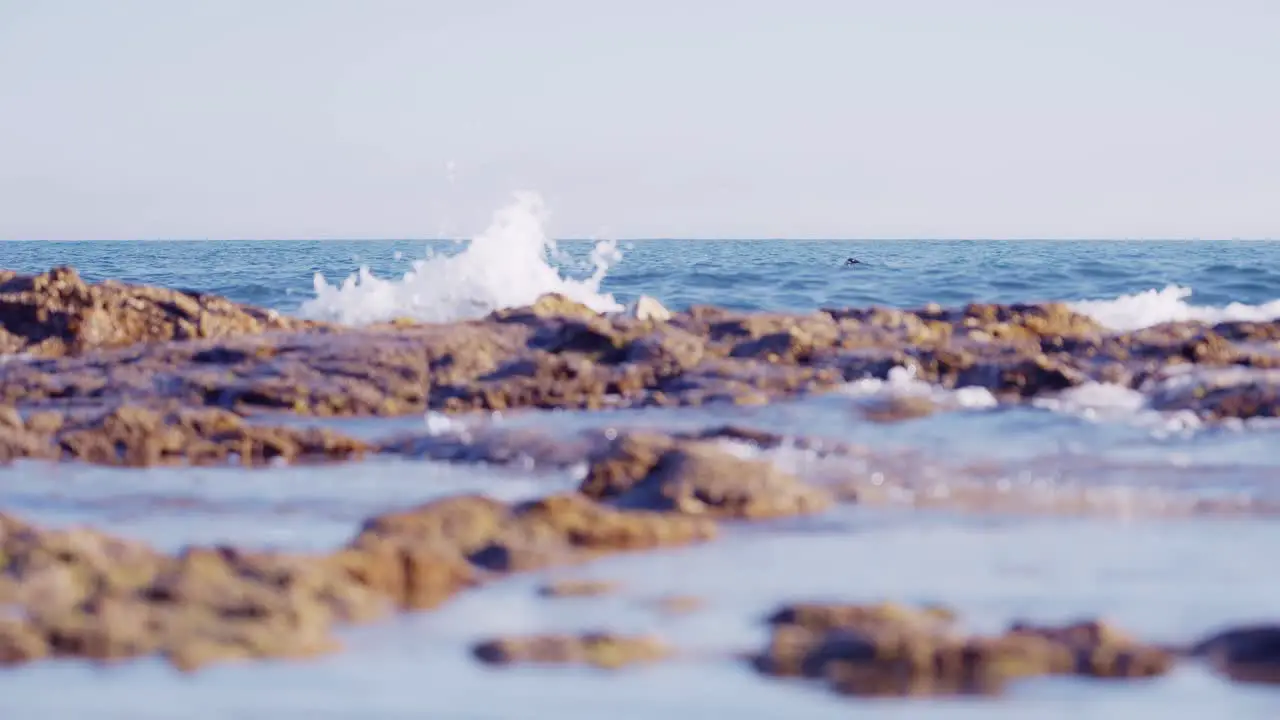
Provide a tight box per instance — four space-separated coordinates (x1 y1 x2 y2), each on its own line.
2 236 1277 243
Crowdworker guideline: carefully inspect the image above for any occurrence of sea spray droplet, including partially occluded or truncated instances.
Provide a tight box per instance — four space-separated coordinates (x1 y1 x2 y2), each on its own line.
299 192 624 325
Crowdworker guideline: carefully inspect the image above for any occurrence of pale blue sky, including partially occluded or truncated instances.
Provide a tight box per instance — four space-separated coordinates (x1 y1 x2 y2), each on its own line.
0 0 1276 240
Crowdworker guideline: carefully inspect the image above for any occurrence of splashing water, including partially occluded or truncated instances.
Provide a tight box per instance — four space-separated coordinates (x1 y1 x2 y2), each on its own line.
1069 285 1280 331
299 192 623 325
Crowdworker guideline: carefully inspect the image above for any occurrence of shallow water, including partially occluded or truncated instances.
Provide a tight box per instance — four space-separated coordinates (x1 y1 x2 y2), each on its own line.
3 209 1280 716
4 481 1280 719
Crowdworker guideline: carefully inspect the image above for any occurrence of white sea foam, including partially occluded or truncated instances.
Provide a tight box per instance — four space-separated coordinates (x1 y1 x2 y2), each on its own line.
299 192 623 325
1031 382 1203 437
838 365 999 410
1069 285 1280 331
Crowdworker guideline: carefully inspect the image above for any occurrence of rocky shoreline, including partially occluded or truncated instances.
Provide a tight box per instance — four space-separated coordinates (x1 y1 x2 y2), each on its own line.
2 266 1279 698
3 266 1278 422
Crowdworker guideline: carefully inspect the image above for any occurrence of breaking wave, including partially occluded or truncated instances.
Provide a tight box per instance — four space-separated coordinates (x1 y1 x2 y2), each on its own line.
299 192 622 325
1068 285 1280 331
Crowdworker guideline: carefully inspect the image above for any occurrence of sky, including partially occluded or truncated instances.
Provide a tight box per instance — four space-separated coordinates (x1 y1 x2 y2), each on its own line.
0 0 1277 240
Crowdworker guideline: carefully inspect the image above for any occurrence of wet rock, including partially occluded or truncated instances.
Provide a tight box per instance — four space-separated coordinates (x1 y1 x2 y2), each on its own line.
0 415 59 464
765 601 958 635
377 426 597 469
331 540 477 612
582 434 832 519
0 618 49 665
536 579 621 598
751 602 1175 698
621 326 706 372
0 489 706 675
1191 624 1280 685
350 492 717 575
1144 367 1280 420
680 425 786 448
491 293 603 323
472 632 671 669
617 444 832 519
4 271 1279 422
0 266 310 357
729 320 839 363
353 495 511 558
470 493 719 572
5 405 370 467
580 432 678 499
859 395 939 423
1214 321 1280 343
0 515 392 672
648 595 705 615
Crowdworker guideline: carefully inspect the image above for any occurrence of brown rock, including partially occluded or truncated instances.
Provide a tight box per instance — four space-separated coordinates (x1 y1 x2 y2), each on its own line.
331 542 474 612
1192 624 1280 685
0 266 311 357
536 579 621 598
353 495 511 557
580 432 677 499
647 595 705 615
473 632 671 669
496 293 603 322
472 493 719 572
350 491 715 579
3 269 1276 423
49 406 371 467
0 514 392 672
860 395 939 423
0 618 49 665
751 602 1175 698
600 442 833 519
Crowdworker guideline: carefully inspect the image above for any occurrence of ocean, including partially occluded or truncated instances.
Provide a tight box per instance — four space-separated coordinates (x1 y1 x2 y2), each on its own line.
3 200 1280 718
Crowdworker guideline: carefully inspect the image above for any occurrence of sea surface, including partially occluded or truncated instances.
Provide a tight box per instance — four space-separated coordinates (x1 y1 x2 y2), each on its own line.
3 204 1280 718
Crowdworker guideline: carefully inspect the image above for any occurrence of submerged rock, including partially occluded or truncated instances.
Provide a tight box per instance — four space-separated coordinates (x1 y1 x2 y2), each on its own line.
536 579 621 598
350 490 718 574
0 485 718 672
1191 624 1280 685
0 514 391 672
751 601 1175 697
581 433 832 519
472 632 671 669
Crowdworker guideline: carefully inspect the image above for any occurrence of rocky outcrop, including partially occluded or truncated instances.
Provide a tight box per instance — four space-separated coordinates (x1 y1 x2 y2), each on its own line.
0 404 370 467
582 436 832 519
0 266 312 356
1 267 1277 423
2 505 1277 687
751 602 1175 697
0 484 718 671
0 514 390 671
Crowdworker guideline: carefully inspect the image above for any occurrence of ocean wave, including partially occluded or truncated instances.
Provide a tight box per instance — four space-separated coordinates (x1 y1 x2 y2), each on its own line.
1068 285 1280 331
298 192 623 325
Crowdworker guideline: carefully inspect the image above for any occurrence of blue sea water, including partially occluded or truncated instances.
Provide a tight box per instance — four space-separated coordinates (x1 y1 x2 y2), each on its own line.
3 236 1280 719
5 238 1280 313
